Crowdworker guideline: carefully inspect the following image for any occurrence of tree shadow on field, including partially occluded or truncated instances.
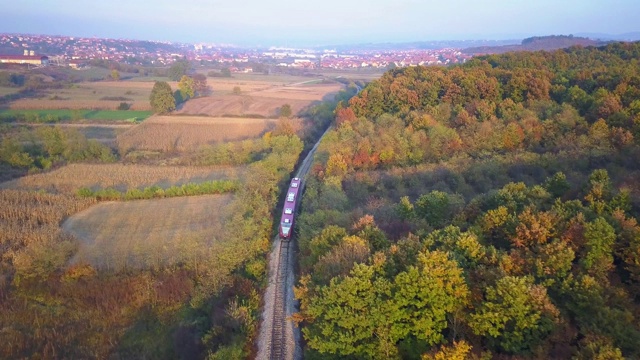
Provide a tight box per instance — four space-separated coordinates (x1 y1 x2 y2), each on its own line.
0 88 45 108
84 110 99 119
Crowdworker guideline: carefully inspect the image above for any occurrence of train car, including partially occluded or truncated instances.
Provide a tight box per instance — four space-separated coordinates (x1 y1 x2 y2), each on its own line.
279 177 301 239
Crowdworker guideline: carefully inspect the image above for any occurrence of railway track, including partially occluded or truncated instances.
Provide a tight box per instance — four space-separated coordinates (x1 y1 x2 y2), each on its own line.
259 126 333 360
269 240 291 360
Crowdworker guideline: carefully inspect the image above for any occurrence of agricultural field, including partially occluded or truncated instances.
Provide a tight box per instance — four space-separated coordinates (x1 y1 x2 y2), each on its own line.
0 65 332 358
0 108 152 122
63 194 233 270
177 81 342 117
117 115 281 153
0 163 243 193
7 81 166 111
199 73 323 91
0 86 20 97
63 123 132 143
316 68 386 82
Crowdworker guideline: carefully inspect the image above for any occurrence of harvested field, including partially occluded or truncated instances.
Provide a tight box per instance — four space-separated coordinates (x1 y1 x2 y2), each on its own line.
177 83 342 117
7 81 173 111
250 83 343 101
0 86 19 97
176 95 312 118
0 163 244 193
117 115 277 152
8 99 152 111
63 194 233 269
205 73 315 91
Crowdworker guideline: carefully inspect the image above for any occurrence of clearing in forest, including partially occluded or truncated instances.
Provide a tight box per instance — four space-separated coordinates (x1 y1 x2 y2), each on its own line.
63 194 234 269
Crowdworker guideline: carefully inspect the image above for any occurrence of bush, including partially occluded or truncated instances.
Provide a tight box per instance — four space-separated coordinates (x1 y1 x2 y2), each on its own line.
79 180 241 201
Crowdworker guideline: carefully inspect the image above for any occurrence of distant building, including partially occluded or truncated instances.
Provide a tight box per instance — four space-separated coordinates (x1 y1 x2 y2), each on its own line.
67 59 87 69
0 50 49 66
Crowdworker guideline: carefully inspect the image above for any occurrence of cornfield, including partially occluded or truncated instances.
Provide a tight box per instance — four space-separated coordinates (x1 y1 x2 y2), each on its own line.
0 189 96 291
0 163 245 193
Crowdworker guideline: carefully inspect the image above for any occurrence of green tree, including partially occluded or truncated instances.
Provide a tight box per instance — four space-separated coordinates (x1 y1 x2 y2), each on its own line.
469 276 559 354
0 137 33 168
280 104 293 118
110 69 120 81
396 196 416 221
150 81 176 114
221 67 232 77
544 172 570 198
168 59 190 81
562 275 640 355
415 190 464 228
305 225 348 268
303 251 469 358
584 169 612 214
393 250 470 346
178 75 195 100
581 217 616 279
304 264 397 358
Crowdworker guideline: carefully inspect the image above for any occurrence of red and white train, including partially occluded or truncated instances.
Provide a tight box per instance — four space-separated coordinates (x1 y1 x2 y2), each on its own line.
279 177 301 239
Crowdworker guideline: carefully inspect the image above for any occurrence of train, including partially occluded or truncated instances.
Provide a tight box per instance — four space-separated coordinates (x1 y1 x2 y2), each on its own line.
279 177 301 239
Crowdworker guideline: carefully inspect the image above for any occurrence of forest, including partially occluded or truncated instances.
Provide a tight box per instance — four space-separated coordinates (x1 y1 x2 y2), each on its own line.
295 42 640 359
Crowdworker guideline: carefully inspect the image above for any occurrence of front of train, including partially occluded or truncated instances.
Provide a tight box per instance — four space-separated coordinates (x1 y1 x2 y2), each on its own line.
280 218 292 238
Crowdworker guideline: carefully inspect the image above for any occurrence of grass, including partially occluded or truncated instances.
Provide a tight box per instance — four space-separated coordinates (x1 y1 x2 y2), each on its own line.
0 109 152 121
63 194 234 269
0 163 245 193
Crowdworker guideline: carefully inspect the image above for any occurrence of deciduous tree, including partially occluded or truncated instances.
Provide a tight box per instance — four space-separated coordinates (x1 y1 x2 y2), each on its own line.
178 75 195 101
149 81 176 114
469 276 559 354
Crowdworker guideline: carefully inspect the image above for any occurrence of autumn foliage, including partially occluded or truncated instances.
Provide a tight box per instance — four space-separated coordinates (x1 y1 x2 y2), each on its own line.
294 42 640 359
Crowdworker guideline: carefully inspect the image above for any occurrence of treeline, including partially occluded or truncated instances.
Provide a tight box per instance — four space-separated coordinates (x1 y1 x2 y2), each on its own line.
1 110 83 124
194 128 308 166
76 179 240 201
294 42 640 358
0 126 116 172
0 71 25 87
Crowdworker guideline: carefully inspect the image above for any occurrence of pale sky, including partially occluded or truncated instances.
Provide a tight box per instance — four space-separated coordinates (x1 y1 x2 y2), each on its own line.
1 0 638 46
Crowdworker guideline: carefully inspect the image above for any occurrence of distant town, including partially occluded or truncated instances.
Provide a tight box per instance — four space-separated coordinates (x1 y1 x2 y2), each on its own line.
0 33 472 71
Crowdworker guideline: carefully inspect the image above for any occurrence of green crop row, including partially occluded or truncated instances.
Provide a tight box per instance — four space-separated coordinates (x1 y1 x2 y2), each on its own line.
0 109 152 123
76 180 240 201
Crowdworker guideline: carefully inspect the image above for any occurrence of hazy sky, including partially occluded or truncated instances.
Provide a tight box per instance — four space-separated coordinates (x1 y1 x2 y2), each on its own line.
2 0 638 46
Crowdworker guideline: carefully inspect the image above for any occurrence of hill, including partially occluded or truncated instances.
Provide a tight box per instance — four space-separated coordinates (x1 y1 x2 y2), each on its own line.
463 34 606 54
295 42 640 359
576 32 640 41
